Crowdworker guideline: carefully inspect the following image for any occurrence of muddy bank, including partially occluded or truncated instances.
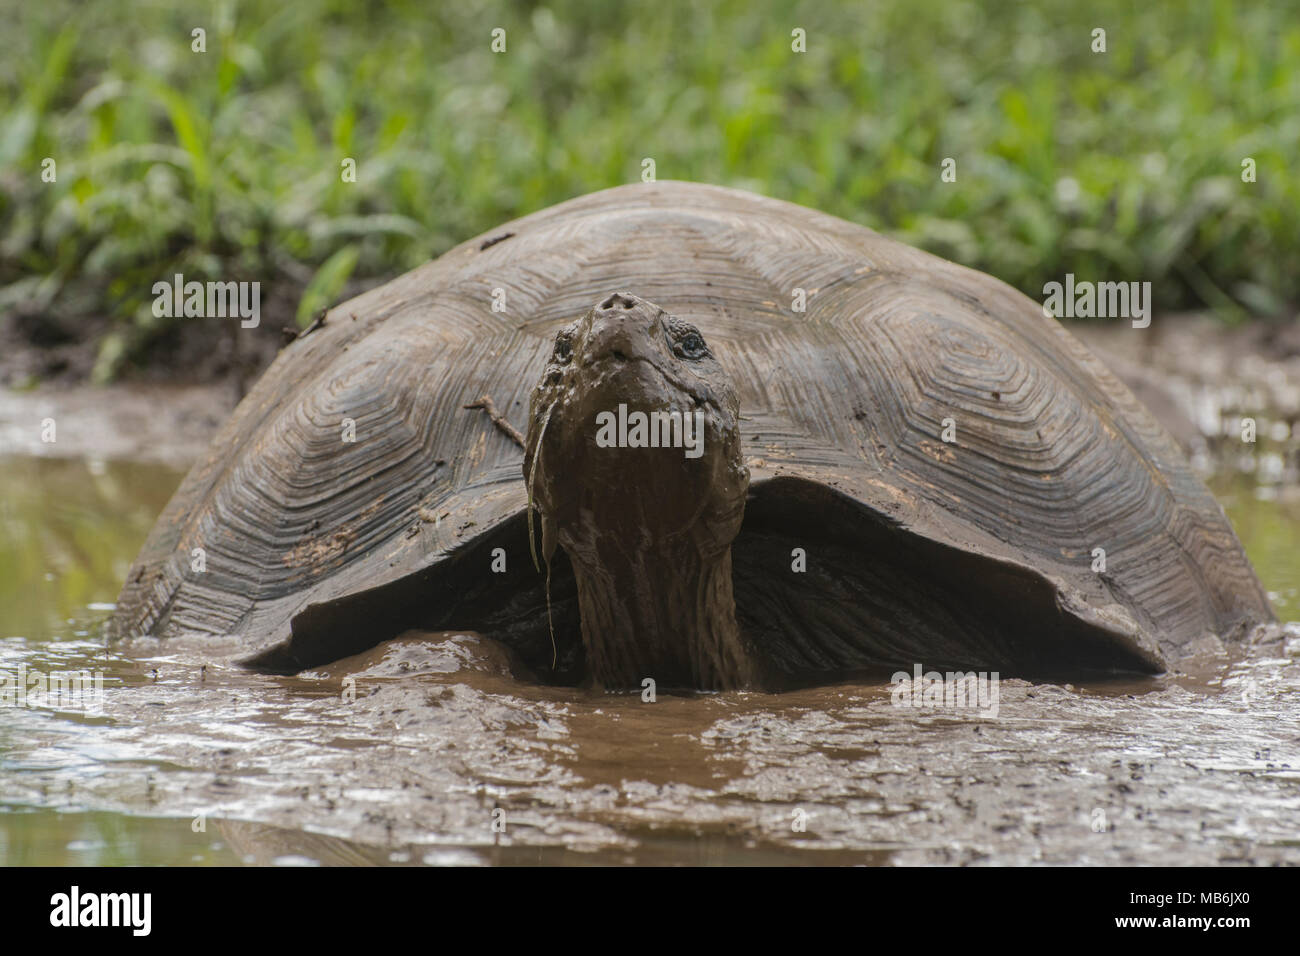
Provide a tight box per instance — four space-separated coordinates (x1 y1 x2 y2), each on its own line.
0 383 236 467
1072 316 1300 462
0 291 291 390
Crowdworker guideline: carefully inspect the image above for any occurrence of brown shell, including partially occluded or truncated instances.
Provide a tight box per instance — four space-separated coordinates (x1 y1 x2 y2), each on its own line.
113 181 1273 664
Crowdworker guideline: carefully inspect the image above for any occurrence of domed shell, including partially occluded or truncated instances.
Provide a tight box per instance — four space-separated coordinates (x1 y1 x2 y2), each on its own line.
113 181 1272 668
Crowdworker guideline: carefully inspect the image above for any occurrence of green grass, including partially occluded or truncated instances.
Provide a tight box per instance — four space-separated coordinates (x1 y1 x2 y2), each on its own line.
1 0 1297 379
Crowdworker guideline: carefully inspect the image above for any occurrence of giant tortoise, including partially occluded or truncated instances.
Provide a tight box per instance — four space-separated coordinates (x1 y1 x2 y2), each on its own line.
113 181 1274 690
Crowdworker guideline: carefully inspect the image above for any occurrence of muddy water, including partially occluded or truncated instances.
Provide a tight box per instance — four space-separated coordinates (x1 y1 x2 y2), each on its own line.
2 452 1298 865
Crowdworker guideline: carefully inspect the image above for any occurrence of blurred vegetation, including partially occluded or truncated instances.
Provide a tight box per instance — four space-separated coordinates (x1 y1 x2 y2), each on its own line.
0 0 1296 381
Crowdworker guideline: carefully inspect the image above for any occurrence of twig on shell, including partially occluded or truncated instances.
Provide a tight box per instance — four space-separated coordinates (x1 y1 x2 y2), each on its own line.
463 394 526 449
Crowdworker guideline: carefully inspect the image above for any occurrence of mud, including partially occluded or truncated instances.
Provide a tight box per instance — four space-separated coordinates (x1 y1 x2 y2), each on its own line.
0 383 236 467
1073 316 1300 474
2 624 1298 865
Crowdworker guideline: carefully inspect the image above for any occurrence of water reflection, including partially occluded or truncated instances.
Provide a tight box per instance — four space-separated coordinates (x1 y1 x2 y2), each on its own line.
0 457 182 640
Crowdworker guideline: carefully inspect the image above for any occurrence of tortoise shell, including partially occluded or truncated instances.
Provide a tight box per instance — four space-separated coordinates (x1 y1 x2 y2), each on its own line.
113 181 1272 678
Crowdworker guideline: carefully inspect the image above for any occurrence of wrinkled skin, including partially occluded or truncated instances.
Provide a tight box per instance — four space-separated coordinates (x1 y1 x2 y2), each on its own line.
524 293 754 690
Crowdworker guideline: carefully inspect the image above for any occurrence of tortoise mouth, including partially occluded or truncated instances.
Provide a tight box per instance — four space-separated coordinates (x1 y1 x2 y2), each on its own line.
571 353 714 428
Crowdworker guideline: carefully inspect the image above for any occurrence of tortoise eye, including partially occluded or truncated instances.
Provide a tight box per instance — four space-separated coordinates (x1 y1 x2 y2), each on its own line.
677 331 707 359
553 335 572 363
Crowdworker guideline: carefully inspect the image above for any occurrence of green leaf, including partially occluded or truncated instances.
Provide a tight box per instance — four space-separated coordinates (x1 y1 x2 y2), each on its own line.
296 243 360 326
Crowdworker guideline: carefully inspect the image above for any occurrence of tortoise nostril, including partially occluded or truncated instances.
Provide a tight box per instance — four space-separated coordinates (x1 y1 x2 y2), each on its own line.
600 293 637 312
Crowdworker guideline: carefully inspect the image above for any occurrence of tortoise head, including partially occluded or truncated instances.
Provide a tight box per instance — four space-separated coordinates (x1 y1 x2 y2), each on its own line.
524 292 752 689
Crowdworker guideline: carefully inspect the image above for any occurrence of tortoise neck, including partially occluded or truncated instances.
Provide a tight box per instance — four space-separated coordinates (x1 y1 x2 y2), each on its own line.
570 543 753 691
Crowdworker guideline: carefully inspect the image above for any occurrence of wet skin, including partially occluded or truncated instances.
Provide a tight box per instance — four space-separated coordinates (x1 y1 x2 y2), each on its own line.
524 293 756 691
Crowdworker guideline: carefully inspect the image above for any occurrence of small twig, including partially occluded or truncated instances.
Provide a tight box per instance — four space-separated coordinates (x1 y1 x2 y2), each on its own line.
300 308 329 338
463 394 525 449
283 309 328 347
